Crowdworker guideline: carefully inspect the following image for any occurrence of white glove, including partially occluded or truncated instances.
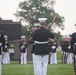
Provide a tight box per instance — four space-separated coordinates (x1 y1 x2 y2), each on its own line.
5 45 7 48
52 46 56 49
21 45 25 49
0 43 2 46
68 46 71 49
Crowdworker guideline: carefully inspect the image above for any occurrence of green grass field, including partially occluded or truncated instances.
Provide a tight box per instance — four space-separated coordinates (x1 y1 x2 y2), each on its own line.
57 51 62 60
2 51 75 75
2 62 74 75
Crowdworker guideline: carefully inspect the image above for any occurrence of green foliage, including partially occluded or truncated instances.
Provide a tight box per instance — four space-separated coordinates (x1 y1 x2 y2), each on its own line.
15 0 64 28
21 25 30 37
54 32 62 45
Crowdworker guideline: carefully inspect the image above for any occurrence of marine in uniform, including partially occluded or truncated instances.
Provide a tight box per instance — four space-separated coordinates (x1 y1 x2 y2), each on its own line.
49 40 58 64
66 36 72 64
71 32 76 75
0 31 5 75
61 36 69 63
60 38 65 63
32 18 54 75
64 37 69 63
31 23 40 75
19 36 28 64
3 35 10 64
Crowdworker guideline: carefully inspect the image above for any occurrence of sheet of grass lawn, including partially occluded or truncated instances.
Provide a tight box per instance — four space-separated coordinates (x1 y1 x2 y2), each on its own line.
2 51 74 75
57 51 62 60
2 62 74 75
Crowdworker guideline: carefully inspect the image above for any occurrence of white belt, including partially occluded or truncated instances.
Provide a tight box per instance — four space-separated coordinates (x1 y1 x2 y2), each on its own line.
35 41 48 44
0 43 2 46
74 43 76 45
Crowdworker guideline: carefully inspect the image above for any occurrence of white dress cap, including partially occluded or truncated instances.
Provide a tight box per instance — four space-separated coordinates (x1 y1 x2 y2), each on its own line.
66 35 70 38
21 36 26 39
38 18 47 22
34 23 40 27
4 35 8 38
62 35 70 39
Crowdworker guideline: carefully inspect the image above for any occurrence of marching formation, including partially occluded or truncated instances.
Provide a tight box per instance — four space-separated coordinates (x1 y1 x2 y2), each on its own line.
0 17 76 75
61 35 73 64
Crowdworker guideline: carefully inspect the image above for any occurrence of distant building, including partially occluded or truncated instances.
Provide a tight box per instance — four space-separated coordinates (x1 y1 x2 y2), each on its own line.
0 17 21 41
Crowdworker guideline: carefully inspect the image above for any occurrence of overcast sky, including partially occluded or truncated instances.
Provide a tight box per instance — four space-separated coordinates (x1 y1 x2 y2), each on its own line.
54 0 76 35
0 0 76 35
